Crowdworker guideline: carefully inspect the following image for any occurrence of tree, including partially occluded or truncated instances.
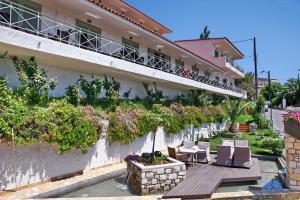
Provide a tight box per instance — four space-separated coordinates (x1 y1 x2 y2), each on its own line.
200 26 210 39
283 76 300 106
224 98 252 133
12 56 58 104
187 90 209 107
235 72 255 100
260 82 284 106
78 75 102 105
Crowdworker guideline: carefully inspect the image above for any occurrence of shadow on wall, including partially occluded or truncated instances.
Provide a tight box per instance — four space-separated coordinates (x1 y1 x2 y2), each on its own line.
0 125 186 190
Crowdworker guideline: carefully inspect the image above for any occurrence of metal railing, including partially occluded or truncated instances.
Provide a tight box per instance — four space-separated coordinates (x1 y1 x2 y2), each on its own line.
0 0 245 94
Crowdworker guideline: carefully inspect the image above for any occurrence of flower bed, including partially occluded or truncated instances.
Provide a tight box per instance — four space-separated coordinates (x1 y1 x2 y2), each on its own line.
283 112 300 140
127 157 186 195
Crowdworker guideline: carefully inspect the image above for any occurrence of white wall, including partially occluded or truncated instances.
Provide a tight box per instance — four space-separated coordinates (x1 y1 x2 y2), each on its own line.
0 119 226 190
0 123 189 190
0 58 186 99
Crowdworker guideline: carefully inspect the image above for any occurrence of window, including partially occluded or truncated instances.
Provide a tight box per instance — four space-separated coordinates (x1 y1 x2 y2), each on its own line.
148 48 171 70
214 50 219 58
215 76 220 81
223 79 227 85
76 19 101 50
122 37 140 62
10 0 42 32
191 65 199 73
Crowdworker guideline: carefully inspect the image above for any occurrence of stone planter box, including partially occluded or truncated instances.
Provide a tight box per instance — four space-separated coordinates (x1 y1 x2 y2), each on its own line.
285 119 300 189
285 119 300 140
127 157 186 195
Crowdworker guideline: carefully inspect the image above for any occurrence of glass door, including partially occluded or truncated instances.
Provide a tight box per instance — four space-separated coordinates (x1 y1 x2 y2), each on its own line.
76 19 101 51
10 0 41 33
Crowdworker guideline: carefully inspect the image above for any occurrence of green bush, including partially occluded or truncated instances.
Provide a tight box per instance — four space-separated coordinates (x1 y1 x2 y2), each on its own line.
152 104 183 134
258 137 284 156
78 75 102 105
65 84 81 106
143 82 166 107
103 76 121 109
12 56 58 105
0 99 99 153
0 76 13 108
253 113 271 129
255 129 278 139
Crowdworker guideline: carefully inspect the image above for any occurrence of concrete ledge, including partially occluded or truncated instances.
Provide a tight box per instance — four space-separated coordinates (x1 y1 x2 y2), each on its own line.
34 169 126 199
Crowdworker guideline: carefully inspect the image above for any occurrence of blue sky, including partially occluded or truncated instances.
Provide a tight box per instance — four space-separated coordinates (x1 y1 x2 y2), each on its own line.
125 0 300 83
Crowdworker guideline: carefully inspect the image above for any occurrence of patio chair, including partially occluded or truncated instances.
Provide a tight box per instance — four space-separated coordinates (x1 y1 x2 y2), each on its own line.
233 146 252 168
222 140 234 147
183 141 194 149
168 147 190 163
235 140 248 147
197 142 211 163
216 145 234 167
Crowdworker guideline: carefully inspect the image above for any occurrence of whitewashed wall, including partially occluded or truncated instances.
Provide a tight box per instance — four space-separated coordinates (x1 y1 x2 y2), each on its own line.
0 58 186 99
0 121 225 190
0 125 189 190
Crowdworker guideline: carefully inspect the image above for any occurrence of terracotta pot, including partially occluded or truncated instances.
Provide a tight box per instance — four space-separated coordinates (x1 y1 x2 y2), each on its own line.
285 119 300 140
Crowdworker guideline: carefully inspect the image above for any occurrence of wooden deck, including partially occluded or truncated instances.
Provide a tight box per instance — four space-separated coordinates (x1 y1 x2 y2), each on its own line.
163 156 261 199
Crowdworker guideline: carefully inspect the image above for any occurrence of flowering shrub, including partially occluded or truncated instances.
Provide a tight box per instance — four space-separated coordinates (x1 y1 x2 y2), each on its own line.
283 112 300 125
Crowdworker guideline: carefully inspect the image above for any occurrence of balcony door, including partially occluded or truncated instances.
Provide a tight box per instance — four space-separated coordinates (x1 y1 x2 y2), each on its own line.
148 49 171 71
122 38 140 63
76 19 101 51
9 0 41 33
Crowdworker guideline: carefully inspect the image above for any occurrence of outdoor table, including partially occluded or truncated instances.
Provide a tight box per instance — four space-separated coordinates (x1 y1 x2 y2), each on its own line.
179 147 205 166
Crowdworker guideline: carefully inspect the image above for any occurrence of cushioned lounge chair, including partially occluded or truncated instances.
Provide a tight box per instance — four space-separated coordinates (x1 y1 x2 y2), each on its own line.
233 146 252 168
216 145 234 167
197 142 211 163
168 147 190 163
183 141 195 149
235 140 248 147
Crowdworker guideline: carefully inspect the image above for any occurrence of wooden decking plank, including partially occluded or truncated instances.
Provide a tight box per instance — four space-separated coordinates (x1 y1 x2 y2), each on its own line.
163 158 261 199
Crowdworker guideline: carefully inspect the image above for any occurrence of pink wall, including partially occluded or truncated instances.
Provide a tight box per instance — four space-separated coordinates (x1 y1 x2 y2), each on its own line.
176 40 226 70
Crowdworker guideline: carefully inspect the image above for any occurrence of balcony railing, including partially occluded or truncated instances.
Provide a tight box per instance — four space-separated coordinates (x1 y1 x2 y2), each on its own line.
225 57 244 74
0 0 245 94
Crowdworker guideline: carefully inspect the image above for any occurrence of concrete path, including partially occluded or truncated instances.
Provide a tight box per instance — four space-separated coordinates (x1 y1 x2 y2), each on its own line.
264 108 287 135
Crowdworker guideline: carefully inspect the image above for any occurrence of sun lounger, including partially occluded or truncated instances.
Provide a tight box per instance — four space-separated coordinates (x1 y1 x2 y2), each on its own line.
216 145 234 167
233 146 252 168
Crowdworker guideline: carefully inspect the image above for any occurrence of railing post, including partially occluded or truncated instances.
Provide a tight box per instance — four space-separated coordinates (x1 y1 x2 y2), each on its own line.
59 21 62 42
95 34 98 52
37 12 40 36
9 2 12 28
78 29 81 48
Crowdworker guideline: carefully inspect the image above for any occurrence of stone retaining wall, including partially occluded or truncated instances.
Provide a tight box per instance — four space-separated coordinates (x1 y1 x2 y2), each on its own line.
285 133 300 189
127 158 186 195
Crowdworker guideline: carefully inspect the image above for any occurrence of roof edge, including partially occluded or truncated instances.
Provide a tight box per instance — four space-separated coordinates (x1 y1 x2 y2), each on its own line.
119 0 172 33
175 37 244 57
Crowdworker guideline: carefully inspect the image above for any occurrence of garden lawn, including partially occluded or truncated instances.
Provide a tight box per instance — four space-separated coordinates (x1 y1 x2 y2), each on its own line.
210 132 274 156
236 114 254 124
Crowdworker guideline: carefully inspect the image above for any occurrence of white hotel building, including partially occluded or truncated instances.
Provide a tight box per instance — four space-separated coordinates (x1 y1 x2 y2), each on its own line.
0 0 247 99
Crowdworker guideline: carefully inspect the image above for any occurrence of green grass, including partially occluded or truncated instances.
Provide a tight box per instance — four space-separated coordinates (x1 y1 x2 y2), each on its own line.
236 115 254 124
209 132 274 156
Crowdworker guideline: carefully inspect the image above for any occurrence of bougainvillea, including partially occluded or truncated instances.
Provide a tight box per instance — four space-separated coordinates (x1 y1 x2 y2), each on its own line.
283 112 300 125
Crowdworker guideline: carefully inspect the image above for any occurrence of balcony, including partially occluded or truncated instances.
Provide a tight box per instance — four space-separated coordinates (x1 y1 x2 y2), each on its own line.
225 57 245 77
0 0 245 95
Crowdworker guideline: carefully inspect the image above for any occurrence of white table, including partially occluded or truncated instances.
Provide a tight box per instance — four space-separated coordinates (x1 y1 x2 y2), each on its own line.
179 147 205 166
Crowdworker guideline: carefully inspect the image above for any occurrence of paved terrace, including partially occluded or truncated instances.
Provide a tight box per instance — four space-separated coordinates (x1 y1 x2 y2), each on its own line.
163 157 261 199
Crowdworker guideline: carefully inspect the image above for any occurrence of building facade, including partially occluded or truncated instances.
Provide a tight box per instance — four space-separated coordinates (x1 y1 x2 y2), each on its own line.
0 0 247 99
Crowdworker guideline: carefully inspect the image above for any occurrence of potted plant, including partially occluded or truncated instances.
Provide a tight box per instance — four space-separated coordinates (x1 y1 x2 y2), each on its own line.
283 112 300 139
